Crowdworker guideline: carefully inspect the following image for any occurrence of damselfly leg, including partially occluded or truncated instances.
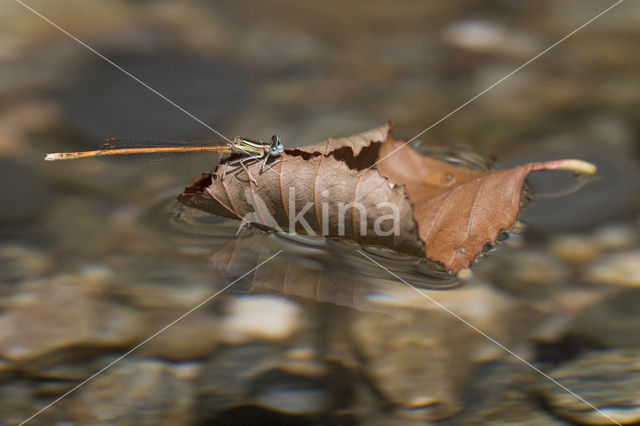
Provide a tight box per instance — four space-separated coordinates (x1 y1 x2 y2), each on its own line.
260 153 282 174
223 154 265 184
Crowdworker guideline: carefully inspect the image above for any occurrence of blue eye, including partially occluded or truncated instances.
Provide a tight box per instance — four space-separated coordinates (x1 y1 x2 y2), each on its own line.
270 134 284 156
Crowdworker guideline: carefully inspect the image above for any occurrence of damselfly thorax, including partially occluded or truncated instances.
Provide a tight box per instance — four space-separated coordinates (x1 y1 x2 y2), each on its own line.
45 134 285 184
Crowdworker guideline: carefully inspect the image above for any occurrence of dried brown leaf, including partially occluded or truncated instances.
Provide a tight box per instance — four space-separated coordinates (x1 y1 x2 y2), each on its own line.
179 124 596 274
288 122 390 157
180 148 422 255
376 139 596 272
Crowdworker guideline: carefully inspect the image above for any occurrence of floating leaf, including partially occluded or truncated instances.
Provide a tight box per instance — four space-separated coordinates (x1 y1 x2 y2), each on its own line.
179 124 596 274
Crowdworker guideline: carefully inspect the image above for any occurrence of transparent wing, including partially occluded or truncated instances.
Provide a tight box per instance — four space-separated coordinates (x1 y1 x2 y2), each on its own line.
96 138 229 163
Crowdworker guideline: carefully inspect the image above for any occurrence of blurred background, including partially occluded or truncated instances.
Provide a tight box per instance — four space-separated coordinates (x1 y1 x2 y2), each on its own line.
1 0 639 424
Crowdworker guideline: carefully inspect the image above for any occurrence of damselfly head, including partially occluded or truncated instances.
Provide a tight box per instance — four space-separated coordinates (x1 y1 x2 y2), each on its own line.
269 134 284 156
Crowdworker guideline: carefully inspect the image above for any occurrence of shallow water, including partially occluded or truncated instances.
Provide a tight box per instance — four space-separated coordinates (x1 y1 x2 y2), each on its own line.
1 1 640 425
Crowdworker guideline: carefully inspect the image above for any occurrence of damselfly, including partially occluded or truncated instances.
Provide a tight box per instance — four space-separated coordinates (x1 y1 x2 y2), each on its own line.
45 134 285 184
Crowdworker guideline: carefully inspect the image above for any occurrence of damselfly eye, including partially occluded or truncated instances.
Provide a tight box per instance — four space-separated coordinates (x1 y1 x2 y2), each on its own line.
269 134 284 156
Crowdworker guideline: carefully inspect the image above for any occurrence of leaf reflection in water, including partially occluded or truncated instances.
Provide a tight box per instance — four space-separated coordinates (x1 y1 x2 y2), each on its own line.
205 229 461 316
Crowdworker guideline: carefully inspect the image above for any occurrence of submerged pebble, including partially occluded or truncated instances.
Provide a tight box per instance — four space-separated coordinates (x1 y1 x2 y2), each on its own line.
548 234 602 264
442 20 539 59
479 249 570 298
196 343 330 421
590 224 637 251
219 295 303 344
535 349 640 425
138 310 220 361
0 244 52 283
0 278 145 370
440 361 565 426
71 359 195 425
586 250 640 287
352 309 478 421
547 223 637 266
567 288 640 349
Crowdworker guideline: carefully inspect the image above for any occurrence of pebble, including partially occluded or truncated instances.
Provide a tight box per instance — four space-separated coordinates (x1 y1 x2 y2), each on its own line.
138 311 220 361
478 249 570 299
0 244 52 283
196 343 329 421
71 359 195 425
366 280 542 362
0 381 65 425
549 224 637 265
548 234 601 264
590 224 637 251
219 295 303 344
0 278 145 370
549 287 608 317
442 20 538 59
31 354 120 383
439 361 565 425
353 384 433 426
450 394 566 426
535 349 640 425
499 250 570 285
586 250 640 287
352 309 478 421
566 288 640 349
117 281 217 310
